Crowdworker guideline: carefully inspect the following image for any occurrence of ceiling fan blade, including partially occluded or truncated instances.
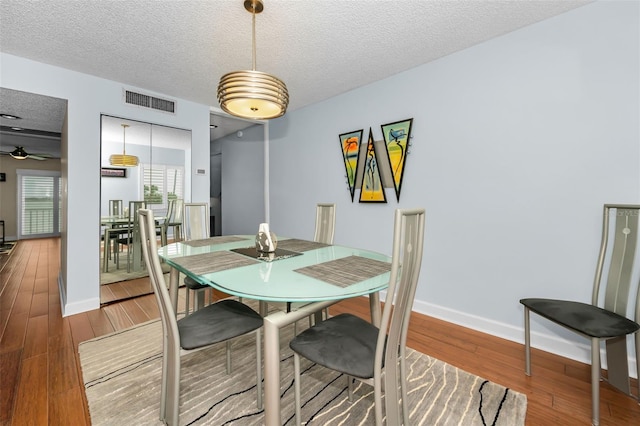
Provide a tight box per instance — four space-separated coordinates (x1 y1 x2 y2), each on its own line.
28 154 47 161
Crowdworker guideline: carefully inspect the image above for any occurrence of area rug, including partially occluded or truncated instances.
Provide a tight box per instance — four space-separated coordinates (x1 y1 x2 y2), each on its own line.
100 255 171 285
79 316 527 425
0 241 16 256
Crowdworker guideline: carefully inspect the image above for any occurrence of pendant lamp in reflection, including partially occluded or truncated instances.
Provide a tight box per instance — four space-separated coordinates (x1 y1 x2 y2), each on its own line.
109 124 139 167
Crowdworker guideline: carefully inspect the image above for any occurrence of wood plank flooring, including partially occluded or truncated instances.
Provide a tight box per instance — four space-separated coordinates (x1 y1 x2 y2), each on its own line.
1 238 639 425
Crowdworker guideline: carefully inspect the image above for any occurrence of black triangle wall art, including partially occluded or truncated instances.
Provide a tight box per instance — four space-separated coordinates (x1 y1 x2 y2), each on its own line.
381 118 413 202
338 129 363 202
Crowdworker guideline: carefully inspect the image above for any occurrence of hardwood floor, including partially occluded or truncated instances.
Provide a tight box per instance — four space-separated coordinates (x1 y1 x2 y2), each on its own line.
1 238 638 425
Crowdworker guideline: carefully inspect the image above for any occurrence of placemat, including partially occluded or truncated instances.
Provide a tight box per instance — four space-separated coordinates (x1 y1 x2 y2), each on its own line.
294 255 391 288
231 247 302 262
277 239 330 252
169 250 258 275
182 236 248 248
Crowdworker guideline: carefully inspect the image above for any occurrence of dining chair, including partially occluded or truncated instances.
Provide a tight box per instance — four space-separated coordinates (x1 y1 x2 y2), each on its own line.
520 204 640 426
182 202 212 315
138 208 263 426
289 207 425 426
270 203 336 329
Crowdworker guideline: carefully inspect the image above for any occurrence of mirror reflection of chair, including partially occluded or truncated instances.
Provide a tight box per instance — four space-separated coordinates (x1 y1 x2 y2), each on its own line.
182 202 211 315
102 199 125 270
138 208 263 426
118 201 147 272
165 198 184 244
520 204 640 426
289 208 425 426
109 199 124 216
159 199 175 247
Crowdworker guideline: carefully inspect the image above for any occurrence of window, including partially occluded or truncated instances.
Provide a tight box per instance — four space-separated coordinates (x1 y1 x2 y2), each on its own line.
17 169 62 239
141 164 184 211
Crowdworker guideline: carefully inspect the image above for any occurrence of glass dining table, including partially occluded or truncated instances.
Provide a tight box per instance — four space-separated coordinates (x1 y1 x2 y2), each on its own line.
158 235 392 425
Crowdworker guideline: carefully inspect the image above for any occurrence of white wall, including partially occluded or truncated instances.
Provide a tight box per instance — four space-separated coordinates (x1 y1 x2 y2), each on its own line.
266 1 640 367
220 123 266 235
0 53 210 315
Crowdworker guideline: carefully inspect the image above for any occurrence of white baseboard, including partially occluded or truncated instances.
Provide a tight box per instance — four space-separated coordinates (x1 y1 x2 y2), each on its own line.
412 298 638 379
62 296 100 317
58 274 100 317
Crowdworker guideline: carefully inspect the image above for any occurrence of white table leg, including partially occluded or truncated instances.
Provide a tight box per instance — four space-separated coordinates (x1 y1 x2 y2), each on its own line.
369 292 381 326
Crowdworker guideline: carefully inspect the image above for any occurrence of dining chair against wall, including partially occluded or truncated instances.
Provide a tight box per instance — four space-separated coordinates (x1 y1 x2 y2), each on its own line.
289 208 425 426
138 209 263 426
270 203 336 329
182 202 211 315
520 204 640 426
313 203 336 245
118 201 146 272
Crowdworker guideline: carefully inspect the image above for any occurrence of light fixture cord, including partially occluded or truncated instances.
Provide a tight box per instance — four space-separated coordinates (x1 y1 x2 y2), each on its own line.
251 1 257 71
122 124 128 155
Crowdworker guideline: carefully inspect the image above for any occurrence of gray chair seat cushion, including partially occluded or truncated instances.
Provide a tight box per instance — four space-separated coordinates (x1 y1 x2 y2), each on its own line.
184 275 208 290
520 298 639 338
289 313 380 379
178 300 262 350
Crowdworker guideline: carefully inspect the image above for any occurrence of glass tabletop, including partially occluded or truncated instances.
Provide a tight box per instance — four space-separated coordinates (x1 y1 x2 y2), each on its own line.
158 235 392 302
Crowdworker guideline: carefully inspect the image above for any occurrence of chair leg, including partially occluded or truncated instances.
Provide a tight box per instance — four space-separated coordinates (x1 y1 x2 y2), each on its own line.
256 328 263 410
226 340 232 374
166 346 181 426
636 332 640 403
374 373 383 426
400 345 409 424
159 335 169 422
524 307 531 376
591 337 601 426
184 288 191 316
293 353 302 426
347 375 354 402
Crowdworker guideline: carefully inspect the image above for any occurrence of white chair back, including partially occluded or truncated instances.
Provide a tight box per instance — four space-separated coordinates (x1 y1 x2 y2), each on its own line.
183 203 210 241
314 203 336 244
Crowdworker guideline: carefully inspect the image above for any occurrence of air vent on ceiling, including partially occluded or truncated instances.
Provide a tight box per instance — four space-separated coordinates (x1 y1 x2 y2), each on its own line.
123 89 176 114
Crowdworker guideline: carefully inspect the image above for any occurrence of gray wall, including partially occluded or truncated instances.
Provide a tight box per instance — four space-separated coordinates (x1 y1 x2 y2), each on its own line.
264 2 639 367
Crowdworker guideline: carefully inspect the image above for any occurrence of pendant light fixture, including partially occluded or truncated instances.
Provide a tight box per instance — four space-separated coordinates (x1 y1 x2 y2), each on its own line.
217 0 289 120
109 124 139 167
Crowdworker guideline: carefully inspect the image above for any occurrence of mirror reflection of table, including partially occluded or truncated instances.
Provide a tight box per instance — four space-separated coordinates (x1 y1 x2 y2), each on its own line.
102 215 166 273
158 235 392 425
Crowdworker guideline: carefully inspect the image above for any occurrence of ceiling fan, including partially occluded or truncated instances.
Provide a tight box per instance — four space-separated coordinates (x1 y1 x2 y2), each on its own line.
0 146 52 161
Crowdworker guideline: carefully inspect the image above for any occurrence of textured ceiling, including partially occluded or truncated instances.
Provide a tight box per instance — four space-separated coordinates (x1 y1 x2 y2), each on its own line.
0 0 592 157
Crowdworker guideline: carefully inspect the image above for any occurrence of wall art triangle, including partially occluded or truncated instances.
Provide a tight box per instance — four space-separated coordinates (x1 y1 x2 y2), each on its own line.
338 129 363 202
381 118 413 202
359 128 387 203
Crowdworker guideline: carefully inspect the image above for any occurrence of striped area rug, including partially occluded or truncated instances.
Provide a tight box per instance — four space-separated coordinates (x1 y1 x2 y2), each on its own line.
79 313 526 425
